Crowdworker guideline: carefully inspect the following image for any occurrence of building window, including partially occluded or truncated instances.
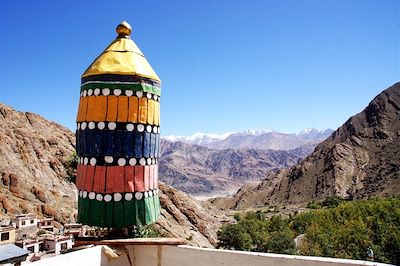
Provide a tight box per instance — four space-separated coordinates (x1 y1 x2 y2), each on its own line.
1 232 10 241
47 222 51 226
30 219 34 224
22 221 25 226
61 243 67 251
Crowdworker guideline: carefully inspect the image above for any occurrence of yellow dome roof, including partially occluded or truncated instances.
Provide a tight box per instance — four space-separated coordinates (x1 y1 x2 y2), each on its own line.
82 21 161 82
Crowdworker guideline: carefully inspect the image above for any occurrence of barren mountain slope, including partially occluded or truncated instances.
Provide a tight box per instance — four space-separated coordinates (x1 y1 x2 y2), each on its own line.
212 83 400 209
0 103 77 224
155 182 229 247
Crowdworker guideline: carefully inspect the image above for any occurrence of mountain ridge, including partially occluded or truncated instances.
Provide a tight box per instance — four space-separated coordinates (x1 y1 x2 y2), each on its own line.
159 139 317 196
211 82 400 210
164 129 333 151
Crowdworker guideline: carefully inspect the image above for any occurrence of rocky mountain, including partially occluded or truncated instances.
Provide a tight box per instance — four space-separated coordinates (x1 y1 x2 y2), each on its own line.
155 183 229 247
0 103 77 224
159 139 312 196
164 128 333 151
0 103 227 247
211 83 400 210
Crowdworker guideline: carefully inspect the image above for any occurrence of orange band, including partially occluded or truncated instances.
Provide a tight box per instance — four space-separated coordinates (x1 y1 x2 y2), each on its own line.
77 96 160 125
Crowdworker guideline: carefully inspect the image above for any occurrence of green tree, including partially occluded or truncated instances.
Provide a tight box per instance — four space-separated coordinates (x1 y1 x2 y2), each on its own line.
233 213 241 222
307 201 322 209
263 231 296 254
322 196 342 208
65 151 78 183
218 197 400 265
297 197 400 265
128 225 159 238
381 225 400 265
290 211 319 235
217 223 252 250
268 215 289 232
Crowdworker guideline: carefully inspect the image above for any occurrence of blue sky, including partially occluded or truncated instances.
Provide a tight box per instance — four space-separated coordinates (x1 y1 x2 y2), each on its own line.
0 0 398 136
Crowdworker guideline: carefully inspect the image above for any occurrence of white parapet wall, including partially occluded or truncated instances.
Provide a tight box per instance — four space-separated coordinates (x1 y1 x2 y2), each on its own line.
30 244 393 266
29 245 103 266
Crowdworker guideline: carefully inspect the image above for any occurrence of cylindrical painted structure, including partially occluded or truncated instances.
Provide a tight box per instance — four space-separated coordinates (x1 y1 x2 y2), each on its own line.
75 21 161 227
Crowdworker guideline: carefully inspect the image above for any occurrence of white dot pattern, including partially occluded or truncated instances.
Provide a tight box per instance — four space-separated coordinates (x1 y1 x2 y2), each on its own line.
137 124 145 132
114 193 122 202
126 124 134 131
129 158 137 166
90 158 97 166
96 194 103 201
98 122 105 130
118 158 126 166
80 86 161 100
136 91 143 98
135 192 143 200
108 122 116 130
104 156 113 163
125 193 133 201
104 194 112 202
78 189 158 202
77 122 159 133
78 157 157 166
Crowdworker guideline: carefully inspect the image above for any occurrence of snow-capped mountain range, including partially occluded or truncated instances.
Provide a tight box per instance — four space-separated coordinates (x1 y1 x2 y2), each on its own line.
163 128 334 150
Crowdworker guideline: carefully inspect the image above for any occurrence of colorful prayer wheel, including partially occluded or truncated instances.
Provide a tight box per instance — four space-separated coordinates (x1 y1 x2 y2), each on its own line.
75 21 161 227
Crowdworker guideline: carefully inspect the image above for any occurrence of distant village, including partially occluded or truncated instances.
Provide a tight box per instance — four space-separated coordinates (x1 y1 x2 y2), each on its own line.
0 213 105 265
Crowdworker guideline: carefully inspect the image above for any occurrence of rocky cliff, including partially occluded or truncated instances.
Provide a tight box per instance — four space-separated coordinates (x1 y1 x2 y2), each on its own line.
155 183 228 247
0 103 77 224
0 103 227 247
212 83 400 209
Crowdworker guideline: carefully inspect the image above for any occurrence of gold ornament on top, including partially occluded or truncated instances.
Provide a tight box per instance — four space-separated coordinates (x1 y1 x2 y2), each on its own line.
116 21 132 38
81 21 161 82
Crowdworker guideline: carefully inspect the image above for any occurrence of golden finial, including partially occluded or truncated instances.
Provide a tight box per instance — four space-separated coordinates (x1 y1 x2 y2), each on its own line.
116 21 132 38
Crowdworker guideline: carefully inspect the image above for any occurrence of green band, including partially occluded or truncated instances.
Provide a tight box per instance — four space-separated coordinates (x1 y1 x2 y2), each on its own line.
77 194 160 228
81 82 161 96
